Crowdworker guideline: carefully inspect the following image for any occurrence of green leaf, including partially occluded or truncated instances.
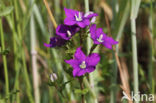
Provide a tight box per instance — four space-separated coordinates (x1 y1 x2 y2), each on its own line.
0 6 14 17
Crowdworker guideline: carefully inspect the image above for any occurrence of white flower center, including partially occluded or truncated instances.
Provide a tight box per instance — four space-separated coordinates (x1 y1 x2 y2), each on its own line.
75 12 82 21
79 61 86 69
67 30 72 37
97 34 104 42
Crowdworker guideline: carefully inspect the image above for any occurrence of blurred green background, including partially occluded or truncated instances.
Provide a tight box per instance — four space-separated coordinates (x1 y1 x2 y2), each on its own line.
0 0 156 103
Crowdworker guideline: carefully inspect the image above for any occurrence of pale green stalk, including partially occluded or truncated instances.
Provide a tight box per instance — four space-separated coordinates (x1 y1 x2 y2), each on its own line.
0 19 9 102
30 8 40 103
84 0 98 103
130 0 141 103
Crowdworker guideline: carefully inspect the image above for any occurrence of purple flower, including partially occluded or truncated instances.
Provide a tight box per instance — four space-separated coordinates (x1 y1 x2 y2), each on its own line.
90 24 118 49
56 24 80 40
65 47 100 77
44 36 66 48
64 8 98 28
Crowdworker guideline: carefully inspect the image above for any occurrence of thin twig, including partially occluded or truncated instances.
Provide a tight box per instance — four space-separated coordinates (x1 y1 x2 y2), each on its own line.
43 0 57 29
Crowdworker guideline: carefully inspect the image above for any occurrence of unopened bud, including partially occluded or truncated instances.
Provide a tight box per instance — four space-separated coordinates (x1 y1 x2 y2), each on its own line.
50 73 57 82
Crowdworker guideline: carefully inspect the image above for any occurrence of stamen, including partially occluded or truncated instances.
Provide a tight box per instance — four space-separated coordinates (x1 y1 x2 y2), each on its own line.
67 30 72 37
78 12 81 19
79 61 86 69
75 12 82 21
97 34 104 43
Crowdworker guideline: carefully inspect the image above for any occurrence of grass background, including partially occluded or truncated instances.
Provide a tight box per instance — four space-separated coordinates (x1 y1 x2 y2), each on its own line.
0 0 156 103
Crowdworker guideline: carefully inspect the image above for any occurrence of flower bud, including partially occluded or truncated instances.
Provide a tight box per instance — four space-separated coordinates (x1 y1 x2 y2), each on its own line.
50 73 57 82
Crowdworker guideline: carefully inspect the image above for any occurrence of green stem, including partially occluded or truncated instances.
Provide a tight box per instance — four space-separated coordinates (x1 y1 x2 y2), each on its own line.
89 44 97 55
79 77 85 103
11 13 20 103
14 0 34 102
130 0 140 102
84 0 90 54
110 51 117 103
131 19 139 103
84 0 98 103
0 19 9 101
30 7 40 103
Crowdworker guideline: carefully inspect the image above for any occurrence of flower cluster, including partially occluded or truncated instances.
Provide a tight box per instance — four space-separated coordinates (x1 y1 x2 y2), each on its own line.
44 8 118 77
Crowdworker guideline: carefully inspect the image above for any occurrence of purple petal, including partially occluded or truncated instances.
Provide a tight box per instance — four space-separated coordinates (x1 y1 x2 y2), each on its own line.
105 37 118 45
96 28 104 37
56 24 80 40
77 22 87 28
102 42 113 49
86 53 100 66
90 24 97 40
84 12 98 19
56 25 67 40
86 67 96 73
77 69 86 76
65 59 79 68
93 40 101 44
83 19 90 26
74 47 86 61
64 17 76 26
73 68 80 77
64 8 77 17
44 36 66 48
44 43 52 47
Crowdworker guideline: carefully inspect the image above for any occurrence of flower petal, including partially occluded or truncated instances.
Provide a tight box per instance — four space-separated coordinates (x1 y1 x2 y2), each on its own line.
102 42 113 49
64 17 76 26
86 53 100 66
44 43 52 47
65 59 79 68
106 37 118 45
83 19 90 26
77 22 87 28
96 28 104 37
64 8 77 17
91 17 96 23
84 11 98 19
77 69 86 76
90 24 97 40
73 68 80 77
86 66 95 73
74 47 86 61
56 25 68 40
56 24 80 40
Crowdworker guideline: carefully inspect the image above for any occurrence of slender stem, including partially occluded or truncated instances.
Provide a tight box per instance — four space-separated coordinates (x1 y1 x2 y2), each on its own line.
30 8 40 103
79 78 84 103
89 44 97 55
84 0 91 54
14 0 34 102
84 0 98 103
0 19 9 101
11 10 20 103
43 0 57 29
130 0 140 102
131 19 139 103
